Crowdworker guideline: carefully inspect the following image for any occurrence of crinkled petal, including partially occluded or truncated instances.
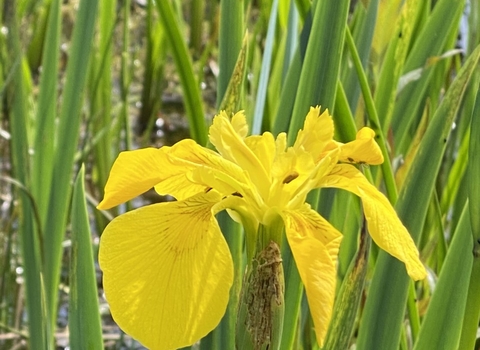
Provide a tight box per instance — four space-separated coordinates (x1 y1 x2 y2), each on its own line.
98 148 174 209
338 127 384 165
209 111 270 197
320 164 426 280
99 191 233 349
293 107 334 161
282 208 342 347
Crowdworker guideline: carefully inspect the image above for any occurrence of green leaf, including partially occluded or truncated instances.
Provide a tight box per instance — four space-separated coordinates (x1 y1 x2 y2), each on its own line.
413 204 473 350
217 0 244 107
288 0 350 144
341 0 378 111
391 0 465 155
251 0 279 134
468 82 480 242
31 0 61 224
42 0 99 330
457 81 480 350
218 32 248 116
323 221 370 350
69 165 103 350
154 0 207 145
6 3 50 348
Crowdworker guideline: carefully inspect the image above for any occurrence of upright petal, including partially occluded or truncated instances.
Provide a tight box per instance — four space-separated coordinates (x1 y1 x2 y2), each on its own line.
320 164 426 280
244 132 276 176
282 207 342 347
209 111 271 197
99 191 233 349
337 127 384 165
293 107 334 161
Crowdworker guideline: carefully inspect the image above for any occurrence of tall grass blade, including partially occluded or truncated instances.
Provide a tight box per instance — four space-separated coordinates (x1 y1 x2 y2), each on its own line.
217 0 244 106
154 0 207 145
31 0 61 224
288 0 350 144
90 0 116 199
458 83 480 350
341 0 378 111
413 204 473 350
138 0 165 139
6 1 48 347
323 219 370 350
218 32 248 115
356 43 480 350
344 27 397 202
374 0 421 134
69 165 103 350
391 0 465 156
468 82 480 243
251 0 278 134
42 0 99 329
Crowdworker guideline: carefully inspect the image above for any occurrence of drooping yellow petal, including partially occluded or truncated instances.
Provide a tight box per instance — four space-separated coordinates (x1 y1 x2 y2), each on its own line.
98 148 173 209
320 164 427 280
282 207 342 347
209 111 271 197
337 127 384 165
293 107 334 161
99 191 233 349
283 204 342 262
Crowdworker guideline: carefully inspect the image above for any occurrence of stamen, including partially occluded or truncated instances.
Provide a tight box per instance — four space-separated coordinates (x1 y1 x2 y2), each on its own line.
283 172 299 184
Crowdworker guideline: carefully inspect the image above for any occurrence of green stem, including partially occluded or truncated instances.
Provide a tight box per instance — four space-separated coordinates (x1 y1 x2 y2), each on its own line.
344 26 398 203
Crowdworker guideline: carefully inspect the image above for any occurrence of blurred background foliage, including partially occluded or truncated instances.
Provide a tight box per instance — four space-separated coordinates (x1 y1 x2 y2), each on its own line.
0 0 480 349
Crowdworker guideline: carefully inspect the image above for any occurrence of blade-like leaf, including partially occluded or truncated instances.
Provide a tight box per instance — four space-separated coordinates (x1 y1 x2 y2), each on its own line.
155 0 207 145
42 0 99 329
288 0 350 144
251 0 279 134
323 220 370 350
69 165 103 350
413 204 473 350
31 0 61 223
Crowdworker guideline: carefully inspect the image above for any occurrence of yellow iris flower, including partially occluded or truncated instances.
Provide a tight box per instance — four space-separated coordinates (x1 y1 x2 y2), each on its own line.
98 107 426 349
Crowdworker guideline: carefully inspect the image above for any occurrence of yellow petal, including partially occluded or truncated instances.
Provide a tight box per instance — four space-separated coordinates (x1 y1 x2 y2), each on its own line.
293 107 334 161
282 207 342 347
99 191 233 349
320 164 427 280
338 127 384 165
98 148 172 209
230 110 248 138
269 147 316 208
209 111 271 197
283 204 342 263
156 139 248 199
244 132 276 176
